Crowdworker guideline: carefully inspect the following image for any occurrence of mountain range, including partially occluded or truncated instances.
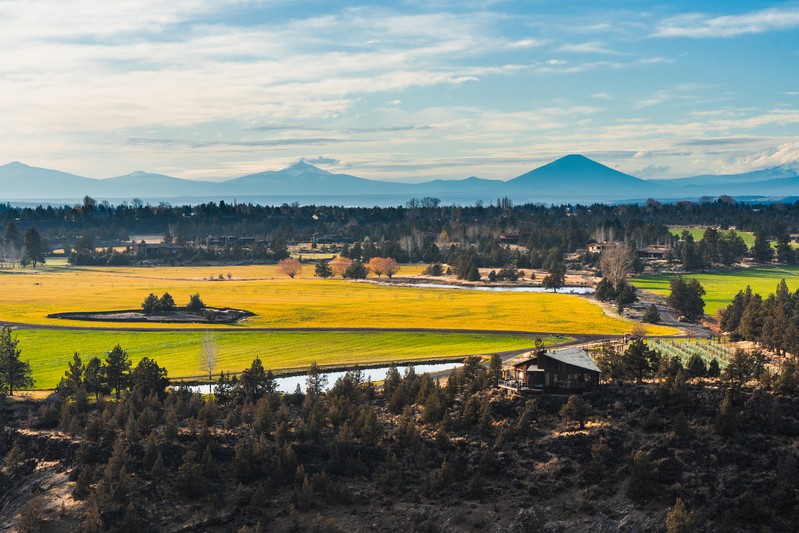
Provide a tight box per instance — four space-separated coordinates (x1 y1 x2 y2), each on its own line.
1 155 797 206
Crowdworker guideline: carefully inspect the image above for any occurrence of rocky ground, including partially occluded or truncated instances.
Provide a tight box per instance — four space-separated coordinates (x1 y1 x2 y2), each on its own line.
1 371 797 532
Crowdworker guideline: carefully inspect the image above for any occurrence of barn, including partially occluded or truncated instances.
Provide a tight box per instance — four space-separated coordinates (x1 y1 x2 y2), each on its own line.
500 347 600 394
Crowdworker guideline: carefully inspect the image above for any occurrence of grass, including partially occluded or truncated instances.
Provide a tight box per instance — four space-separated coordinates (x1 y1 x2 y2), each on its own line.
12 329 563 389
631 265 799 315
668 226 755 247
0 264 675 335
668 225 796 249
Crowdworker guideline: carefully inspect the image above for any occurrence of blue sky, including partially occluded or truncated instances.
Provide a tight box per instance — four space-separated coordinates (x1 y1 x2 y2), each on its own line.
1 0 798 182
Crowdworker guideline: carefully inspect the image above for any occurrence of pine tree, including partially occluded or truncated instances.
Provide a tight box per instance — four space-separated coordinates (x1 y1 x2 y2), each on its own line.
0 326 33 395
105 344 131 399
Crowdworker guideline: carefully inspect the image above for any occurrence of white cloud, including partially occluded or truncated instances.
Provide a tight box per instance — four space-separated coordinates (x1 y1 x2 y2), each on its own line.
654 7 799 38
557 41 627 55
507 38 544 49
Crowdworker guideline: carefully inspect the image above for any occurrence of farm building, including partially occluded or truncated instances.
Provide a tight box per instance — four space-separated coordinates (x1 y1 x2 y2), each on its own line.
499 347 600 394
133 241 182 259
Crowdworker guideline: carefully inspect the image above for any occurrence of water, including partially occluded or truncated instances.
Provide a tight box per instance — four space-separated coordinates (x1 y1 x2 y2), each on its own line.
182 361 464 394
376 282 594 294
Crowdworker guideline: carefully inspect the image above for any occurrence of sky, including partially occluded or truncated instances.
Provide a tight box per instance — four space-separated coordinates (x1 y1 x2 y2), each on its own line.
1 0 799 183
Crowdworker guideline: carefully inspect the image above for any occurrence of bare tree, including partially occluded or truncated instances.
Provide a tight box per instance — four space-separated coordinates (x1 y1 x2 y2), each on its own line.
278 257 303 278
200 333 218 392
599 243 635 289
368 257 385 277
383 257 399 278
330 256 352 278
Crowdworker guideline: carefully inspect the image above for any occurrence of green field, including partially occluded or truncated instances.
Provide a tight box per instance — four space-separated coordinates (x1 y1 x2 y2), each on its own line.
13 329 560 389
632 265 799 315
668 226 755 247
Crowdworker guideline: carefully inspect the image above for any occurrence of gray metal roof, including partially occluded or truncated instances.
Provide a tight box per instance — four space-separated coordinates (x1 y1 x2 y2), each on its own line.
545 347 600 373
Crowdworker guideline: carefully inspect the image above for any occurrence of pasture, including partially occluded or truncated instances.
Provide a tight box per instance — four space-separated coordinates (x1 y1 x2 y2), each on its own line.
631 265 799 315
13 329 557 389
668 226 755 247
0 264 675 335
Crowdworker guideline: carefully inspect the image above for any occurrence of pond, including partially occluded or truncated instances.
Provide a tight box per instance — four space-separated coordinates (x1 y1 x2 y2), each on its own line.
182 361 464 394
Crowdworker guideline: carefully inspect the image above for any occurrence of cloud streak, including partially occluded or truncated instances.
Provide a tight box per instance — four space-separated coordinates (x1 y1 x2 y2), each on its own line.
654 7 799 38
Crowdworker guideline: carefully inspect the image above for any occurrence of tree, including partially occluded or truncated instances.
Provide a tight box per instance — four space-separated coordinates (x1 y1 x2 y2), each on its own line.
0 326 33 395
239 357 274 400
314 260 332 279
542 265 565 292
722 349 757 389
22 227 46 268
84 356 107 399
382 257 400 278
707 357 721 378
665 498 694 533
159 292 176 313
751 229 773 263
642 304 661 324
368 257 386 277
141 293 160 315
306 361 329 396
330 256 352 278
57 352 84 397
559 395 590 429
344 260 368 279
685 353 707 378
278 258 303 278
465 264 481 282
105 344 132 399
775 233 796 264
131 358 170 400
598 243 635 289
623 339 661 383
2 221 22 250
187 293 205 312
667 276 706 322
200 333 218 390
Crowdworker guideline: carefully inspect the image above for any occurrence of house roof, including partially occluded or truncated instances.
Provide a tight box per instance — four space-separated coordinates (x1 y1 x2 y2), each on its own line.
546 347 600 372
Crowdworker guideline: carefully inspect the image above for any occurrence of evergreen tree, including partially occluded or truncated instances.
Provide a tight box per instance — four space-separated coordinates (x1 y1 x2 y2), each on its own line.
667 276 706 322
84 356 108 400
57 352 84 397
306 361 329 396
105 344 132 399
642 304 661 324
559 395 590 429
751 229 773 263
131 357 170 400
0 326 33 395
314 260 333 279
22 227 46 267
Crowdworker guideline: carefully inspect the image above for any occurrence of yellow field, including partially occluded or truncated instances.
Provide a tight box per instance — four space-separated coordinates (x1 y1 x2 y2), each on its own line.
0 264 674 335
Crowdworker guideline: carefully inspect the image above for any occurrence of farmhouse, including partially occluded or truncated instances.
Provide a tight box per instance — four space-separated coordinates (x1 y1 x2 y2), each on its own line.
133 241 182 259
586 242 613 254
635 244 672 260
499 347 600 394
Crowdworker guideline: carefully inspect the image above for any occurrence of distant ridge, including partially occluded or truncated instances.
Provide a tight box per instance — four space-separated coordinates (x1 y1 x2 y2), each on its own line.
1 154 797 206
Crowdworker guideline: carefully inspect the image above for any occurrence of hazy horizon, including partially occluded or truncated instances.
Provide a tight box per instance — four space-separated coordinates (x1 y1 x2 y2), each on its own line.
1 1 798 183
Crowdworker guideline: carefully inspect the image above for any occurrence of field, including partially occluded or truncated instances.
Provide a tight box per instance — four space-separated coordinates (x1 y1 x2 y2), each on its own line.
632 265 799 315
668 226 755 247
0 264 674 335
668 226 797 249
1 263 679 389
14 329 557 389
